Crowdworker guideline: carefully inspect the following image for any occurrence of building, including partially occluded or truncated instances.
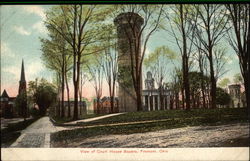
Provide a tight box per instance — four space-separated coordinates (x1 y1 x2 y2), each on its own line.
114 12 144 112
142 71 172 111
0 90 16 118
59 101 87 117
228 84 246 108
93 97 119 114
0 60 27 118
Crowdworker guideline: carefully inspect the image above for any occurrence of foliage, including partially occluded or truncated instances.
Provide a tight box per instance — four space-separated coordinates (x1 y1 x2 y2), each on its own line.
144 45 176 88
216 87 231 106
29 107 40 118
233 73 243 84
218 78 231 88
15 91 28 119
28 78 57 116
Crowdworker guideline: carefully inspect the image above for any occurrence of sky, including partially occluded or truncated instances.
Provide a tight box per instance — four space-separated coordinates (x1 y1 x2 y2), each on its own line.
0 5 241 99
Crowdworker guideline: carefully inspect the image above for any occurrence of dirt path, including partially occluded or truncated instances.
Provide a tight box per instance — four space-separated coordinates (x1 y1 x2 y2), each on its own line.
62 122 249 148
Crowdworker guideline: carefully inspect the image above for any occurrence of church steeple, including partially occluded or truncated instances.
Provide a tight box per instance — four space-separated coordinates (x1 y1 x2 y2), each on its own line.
18 59 26 95
20 59 26 83
18 59 28 118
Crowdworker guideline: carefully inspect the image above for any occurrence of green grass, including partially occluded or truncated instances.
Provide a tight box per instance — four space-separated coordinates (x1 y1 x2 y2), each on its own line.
51 108 249 147
79 107 249 126
1 117 40 147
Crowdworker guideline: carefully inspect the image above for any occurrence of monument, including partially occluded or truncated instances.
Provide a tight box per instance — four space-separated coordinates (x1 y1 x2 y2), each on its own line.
114 12 144 112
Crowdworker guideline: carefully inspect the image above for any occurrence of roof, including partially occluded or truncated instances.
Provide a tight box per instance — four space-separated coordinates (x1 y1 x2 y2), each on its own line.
1 90 9 98
20 59 26 83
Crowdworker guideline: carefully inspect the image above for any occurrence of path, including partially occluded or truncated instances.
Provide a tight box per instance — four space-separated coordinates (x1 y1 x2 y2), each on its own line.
64 112 125 125
10 117 67 148
57 122 249 147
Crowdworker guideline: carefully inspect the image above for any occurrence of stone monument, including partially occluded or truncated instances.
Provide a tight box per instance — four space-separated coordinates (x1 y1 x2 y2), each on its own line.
114 12 144 112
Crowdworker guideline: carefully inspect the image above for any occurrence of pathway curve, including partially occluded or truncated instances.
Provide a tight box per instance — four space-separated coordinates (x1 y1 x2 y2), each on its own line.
10 117 67 148
64 112 125 125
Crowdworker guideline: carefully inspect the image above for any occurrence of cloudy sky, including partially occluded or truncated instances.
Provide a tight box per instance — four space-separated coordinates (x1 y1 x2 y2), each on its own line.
0 5 241 98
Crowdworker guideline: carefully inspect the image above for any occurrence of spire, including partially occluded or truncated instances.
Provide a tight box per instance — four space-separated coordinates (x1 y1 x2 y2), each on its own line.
20 59 26 83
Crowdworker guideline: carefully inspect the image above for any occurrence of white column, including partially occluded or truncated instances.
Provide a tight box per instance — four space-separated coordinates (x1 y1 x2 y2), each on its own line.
148 96 150 111
152 95 155 111
163 97 165 110
158 95 160 110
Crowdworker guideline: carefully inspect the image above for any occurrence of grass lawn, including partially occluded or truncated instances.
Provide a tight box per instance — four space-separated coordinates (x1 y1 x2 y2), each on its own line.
79 107 249 126
51 108 249 146
1 117 40 147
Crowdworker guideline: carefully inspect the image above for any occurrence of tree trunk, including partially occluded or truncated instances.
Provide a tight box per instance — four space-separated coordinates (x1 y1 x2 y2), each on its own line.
208 54 216 109
65 72 70 118
136 88 143 111
109 85 113 113
136 78 143 111
111 80 116 113
61 68 65 118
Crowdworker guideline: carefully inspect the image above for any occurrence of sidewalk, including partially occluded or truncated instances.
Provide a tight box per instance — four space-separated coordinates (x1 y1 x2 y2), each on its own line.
10 117 66 148
64 113 125 125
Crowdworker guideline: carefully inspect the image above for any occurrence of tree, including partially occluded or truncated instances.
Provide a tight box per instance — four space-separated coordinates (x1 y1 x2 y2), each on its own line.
28 79 57 116
41 28 72 118
87 57 104 114
218 78 231 88
78 69 88 115
233 73 243 84
144 46 176 110
169 67 183 109
194 4 229 108
193 37 210 108
101 46 118 113
45 5 113 120
213 47 229 82
216 87 231 107
226 4 250 109
164 5 199 110
15 92 28 120
189 71 209 108
115 5 164 111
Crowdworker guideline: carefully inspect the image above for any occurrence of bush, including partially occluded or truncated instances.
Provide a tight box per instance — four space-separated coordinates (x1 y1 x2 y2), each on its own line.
30 108 40 118
216 87 231 106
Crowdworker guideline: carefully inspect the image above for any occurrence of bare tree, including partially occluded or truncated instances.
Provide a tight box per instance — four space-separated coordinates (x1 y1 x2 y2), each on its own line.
194 4 229 108
193 37 209 108
226 4 250 109
78 70 88 116
101 46 118 113
164 4 198 110
88 58 104 114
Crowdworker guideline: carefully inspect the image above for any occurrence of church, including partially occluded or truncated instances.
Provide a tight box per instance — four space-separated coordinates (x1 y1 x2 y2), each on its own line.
0 60 28 118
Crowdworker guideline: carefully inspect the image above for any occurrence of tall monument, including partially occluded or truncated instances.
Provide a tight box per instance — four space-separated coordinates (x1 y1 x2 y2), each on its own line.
18 60 27 117
114 12 144 112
